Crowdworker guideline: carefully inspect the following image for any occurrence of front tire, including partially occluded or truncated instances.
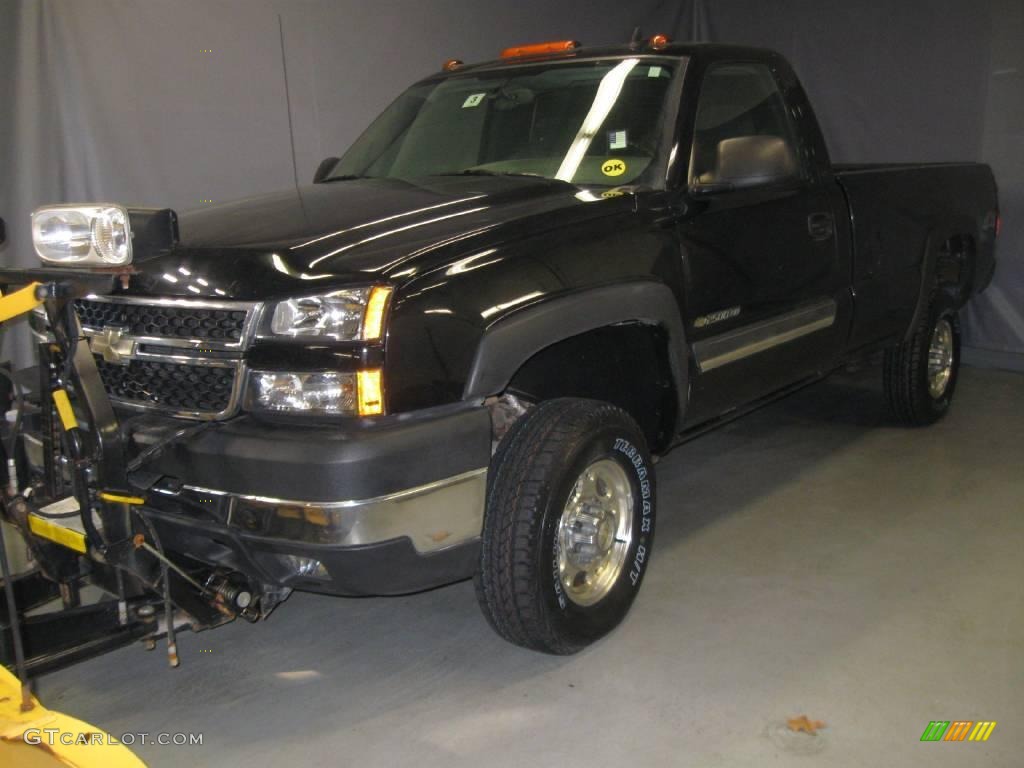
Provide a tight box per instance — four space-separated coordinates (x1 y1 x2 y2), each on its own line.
474 398 655 654
883 291 961 426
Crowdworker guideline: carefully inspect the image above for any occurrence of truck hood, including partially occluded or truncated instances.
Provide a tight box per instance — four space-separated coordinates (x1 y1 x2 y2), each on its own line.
122 176 613 300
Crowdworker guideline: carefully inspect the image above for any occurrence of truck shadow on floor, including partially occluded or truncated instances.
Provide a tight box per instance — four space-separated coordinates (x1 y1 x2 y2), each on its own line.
38 367 964 761
655 368 890 543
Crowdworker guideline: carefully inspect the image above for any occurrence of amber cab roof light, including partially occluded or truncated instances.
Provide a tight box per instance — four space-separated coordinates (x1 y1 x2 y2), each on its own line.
648 34 671 50
442 59 463 71
500 40 580 59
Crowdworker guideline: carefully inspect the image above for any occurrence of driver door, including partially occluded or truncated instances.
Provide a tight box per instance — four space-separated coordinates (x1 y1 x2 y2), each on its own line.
676 60 844 424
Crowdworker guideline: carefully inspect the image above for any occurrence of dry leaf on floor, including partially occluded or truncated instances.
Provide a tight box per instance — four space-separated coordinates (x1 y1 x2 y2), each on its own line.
786 715 826 734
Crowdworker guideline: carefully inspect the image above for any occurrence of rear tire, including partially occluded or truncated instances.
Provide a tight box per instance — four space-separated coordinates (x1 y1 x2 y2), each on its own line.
883 291 961 426
474 398 655 654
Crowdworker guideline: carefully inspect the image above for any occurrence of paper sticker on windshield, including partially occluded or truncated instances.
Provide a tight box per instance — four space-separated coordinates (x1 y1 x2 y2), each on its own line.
601 158 627 177
462 93 486 108
608 130 627 150
648 66 663 78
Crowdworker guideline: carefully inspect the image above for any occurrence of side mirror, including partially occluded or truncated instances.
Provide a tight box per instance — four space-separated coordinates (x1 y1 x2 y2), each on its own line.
313 157 340 184
692 136 797 194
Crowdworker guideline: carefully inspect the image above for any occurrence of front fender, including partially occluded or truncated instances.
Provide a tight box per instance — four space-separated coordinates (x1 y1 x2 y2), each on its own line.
463 280 689 424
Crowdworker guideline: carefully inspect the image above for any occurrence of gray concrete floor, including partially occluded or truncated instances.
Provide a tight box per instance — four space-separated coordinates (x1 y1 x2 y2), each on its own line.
36 366 1023 767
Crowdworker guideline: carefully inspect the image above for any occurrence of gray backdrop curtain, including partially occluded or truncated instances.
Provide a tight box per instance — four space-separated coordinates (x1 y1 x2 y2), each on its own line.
646 0 1023 371
0 0 652 366
3 0 1022 371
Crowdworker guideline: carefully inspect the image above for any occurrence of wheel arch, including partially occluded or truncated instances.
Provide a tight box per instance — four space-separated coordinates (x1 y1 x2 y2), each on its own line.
463 281 689 451
905 219 978 342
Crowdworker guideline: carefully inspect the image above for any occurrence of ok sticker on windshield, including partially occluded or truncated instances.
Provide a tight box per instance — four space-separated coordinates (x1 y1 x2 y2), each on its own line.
601 158 628 177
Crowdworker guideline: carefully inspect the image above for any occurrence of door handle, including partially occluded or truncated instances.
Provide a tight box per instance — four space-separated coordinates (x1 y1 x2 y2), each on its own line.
807 212 834 241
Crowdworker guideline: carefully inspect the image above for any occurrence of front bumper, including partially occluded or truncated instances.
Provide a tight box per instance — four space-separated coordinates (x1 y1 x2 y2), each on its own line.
27 403 493 595
142 494 485 596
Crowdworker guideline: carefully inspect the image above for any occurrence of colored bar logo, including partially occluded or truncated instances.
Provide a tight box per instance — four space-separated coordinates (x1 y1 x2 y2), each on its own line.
920 721 997 742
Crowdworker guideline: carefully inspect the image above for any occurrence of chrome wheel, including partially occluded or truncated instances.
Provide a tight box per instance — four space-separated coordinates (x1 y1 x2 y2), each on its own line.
557 458 634 607
927 317 954 398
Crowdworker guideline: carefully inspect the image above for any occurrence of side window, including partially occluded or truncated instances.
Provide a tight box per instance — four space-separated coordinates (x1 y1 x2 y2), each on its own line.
689 62 802 187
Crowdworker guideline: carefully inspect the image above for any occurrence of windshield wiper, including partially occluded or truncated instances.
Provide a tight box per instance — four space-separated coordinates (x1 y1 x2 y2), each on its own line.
435 170 576 185
321 174 372 183
436 170 546 179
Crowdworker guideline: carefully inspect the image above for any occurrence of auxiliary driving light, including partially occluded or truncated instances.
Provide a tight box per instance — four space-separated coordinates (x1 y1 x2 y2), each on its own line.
31 204 179 266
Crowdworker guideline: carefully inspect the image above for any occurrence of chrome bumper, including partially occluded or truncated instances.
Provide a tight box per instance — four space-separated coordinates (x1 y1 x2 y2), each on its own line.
153 468 488 554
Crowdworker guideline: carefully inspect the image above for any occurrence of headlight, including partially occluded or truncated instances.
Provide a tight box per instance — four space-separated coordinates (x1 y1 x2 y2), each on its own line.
32 204 132 265
245 369 384 416
247 371 356 414
269 286 392 341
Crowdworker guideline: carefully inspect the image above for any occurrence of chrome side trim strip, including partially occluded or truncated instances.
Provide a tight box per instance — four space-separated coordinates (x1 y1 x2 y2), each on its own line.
693 299 837 373
154 468 489 554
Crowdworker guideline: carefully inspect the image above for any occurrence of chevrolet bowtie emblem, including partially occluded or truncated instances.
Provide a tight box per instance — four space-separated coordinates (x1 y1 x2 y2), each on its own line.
87 327 136 365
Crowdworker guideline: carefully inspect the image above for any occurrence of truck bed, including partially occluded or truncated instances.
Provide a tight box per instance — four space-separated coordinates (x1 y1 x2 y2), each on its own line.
833 161 998 351
832 161 984 174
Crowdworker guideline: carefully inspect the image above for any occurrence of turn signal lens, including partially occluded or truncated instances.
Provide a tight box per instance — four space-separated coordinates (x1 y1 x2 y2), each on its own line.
362 286 393 341
500 40 579 59
357 369 384 416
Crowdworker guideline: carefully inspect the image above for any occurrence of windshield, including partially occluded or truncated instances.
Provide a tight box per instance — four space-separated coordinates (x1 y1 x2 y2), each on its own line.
329 58 682 187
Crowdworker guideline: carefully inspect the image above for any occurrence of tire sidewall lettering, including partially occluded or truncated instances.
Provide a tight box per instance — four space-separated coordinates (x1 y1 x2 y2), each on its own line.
612 437 653 580
547 431 655 618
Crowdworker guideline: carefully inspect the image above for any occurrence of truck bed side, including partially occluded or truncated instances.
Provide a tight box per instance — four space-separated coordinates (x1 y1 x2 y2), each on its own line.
834 162 997 352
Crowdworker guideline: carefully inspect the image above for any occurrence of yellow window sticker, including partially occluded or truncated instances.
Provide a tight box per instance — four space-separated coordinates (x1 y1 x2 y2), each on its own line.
462 93 486 108
601 158 627 177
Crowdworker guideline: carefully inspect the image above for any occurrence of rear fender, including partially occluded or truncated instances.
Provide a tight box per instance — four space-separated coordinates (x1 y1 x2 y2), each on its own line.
905 216 977 340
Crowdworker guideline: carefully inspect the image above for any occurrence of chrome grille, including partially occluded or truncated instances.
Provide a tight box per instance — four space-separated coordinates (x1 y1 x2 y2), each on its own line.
74 299 248 343
73 296 258 420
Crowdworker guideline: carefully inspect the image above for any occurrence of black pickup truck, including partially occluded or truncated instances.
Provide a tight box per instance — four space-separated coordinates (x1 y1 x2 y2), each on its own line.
13 40 998 655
